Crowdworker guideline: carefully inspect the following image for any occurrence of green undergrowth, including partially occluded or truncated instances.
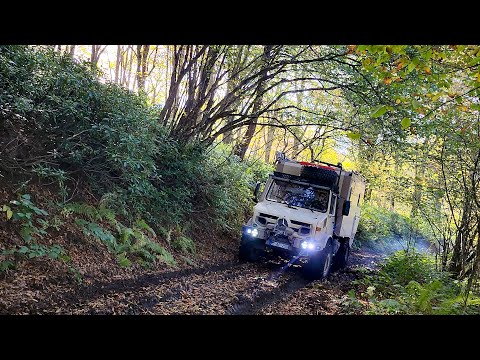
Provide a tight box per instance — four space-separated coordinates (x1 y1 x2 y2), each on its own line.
64 202 177 268
343 250 480 314
356 203 413 243
0 194 80 281
0 46 272 268
0 193 193 275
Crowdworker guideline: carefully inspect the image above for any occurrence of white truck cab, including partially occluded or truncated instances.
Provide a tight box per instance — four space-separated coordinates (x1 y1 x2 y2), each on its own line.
239 154 366 279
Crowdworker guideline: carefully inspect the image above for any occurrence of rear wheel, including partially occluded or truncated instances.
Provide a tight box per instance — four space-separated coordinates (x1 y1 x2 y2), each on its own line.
332 240 350 271
303 241 333 280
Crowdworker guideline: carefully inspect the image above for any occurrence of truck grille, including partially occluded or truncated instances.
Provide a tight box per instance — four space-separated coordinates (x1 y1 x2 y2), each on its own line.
258 213 311 234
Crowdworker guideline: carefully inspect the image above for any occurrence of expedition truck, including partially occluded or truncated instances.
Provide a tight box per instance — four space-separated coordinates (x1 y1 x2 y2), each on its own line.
239 153 366 279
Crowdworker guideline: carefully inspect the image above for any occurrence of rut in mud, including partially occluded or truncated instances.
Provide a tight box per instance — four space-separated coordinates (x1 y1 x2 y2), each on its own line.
11 249 379 315
1 237 430 315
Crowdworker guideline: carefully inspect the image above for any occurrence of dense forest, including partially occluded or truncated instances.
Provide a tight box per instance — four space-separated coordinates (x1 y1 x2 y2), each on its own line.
1 45 480 314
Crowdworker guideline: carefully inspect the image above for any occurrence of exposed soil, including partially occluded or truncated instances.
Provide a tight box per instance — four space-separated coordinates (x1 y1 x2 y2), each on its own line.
1 182 431 315
0 248 381 315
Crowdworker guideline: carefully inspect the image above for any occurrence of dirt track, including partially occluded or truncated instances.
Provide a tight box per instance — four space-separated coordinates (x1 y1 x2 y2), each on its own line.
15 249 382 315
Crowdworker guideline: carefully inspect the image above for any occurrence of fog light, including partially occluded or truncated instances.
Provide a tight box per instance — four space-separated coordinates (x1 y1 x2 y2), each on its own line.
251 228 258 237
307 242 315 250
246 228 252 234
301 241 308 249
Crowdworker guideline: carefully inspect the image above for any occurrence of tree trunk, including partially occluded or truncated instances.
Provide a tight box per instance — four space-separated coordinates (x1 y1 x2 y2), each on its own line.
91 45 98 70
292 79 305 158
264 119 276 163
114 45 122 84
136 45 150 94
223 46 246 145
235 45 273 160
449 197 473 275
126 47 134 89
223 77 236 144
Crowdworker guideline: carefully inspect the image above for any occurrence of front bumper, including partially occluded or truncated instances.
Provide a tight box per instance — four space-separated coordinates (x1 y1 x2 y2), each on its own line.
241 225 320 256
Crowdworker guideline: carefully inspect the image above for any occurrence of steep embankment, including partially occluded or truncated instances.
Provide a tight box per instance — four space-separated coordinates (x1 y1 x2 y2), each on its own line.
1 176 433 315
0 227 394 315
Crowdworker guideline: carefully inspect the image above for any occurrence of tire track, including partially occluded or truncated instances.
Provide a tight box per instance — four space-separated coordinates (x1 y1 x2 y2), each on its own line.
39 261 243 313
225 273 312 315
67 262 273 314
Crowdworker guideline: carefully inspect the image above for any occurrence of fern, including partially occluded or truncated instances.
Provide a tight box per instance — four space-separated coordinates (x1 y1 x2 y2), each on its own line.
157 226 172 243
75 219 118 251
65 202 116 223
118 225 134 244
157 247 177 266
117 253 132 267
172 236 196 254
135 219 156 237
69 203 178 268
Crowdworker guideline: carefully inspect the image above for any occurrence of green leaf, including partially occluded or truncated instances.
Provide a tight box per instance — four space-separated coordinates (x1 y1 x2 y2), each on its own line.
407 61 416 73
0 260 15 272
357 45 367 53
401 117 412 130
347 132 361 140
18 246 29 254
371 105 387 118
20 226 32 242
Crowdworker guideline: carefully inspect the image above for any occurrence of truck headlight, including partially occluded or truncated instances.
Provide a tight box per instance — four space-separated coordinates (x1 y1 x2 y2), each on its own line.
301 240 317 250
251 228 258 237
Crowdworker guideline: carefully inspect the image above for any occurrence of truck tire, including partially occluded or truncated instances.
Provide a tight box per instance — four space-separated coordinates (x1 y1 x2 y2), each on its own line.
239 242 261 263
301 166 338 187
332 241 350 271
303 241 333 280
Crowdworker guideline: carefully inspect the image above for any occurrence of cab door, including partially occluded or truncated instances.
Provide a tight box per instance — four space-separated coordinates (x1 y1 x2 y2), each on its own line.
326 193 337 237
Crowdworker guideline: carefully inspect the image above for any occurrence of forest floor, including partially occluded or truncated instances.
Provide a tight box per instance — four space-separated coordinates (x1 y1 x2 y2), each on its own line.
1 236 431 315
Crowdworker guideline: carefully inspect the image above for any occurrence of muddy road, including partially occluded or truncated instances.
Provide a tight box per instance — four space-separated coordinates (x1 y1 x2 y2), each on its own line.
18 249 383 315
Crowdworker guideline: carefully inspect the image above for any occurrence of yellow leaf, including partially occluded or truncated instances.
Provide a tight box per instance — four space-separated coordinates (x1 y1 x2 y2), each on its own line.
3 205 13 220
395 98 401 104
384 77 393 85
424 66 432 75
476 73 480 82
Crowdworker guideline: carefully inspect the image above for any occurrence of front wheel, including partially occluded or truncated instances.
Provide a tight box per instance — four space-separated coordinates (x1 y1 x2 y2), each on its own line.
239 242 261 262
303 242 333 280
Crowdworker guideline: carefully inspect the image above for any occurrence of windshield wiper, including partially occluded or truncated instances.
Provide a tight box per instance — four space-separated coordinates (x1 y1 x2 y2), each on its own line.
282 201 297 209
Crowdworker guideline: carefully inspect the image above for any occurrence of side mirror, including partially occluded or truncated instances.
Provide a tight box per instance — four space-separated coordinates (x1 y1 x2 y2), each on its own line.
253 182 261 202
342 200 351 216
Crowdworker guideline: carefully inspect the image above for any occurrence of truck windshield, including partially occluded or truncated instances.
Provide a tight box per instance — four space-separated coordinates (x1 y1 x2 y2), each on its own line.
266 178 330 212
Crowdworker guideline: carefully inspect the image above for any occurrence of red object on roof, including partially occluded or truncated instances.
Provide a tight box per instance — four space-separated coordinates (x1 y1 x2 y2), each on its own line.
299 161 337 171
